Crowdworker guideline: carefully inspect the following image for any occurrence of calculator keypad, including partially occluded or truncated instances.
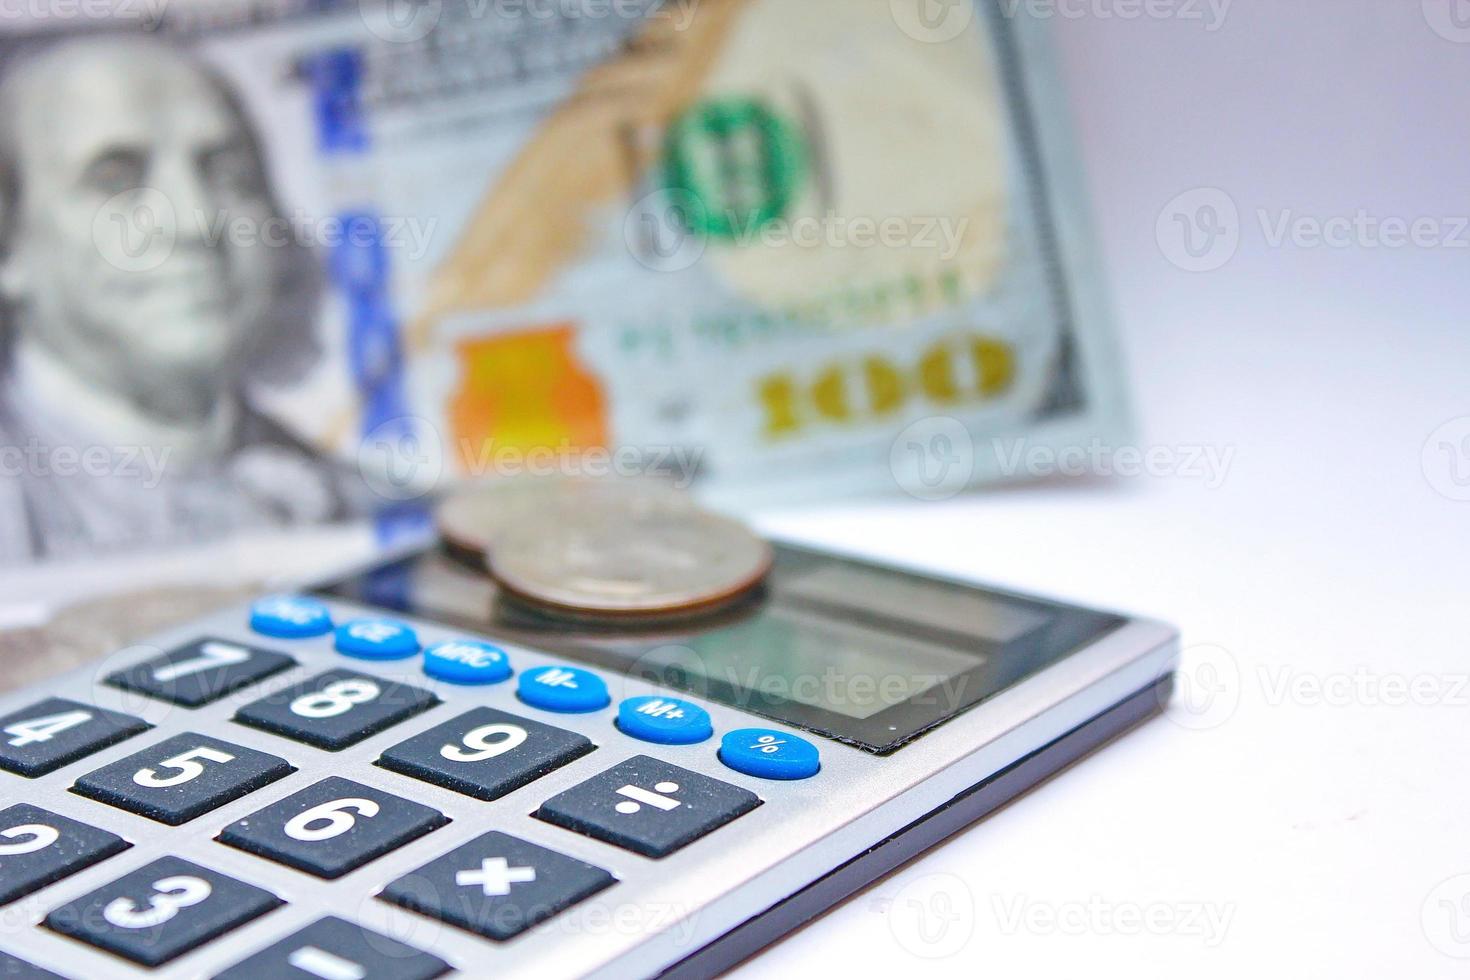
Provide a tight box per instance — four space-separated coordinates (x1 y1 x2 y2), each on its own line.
0 698 149 778
0 804 130 906
105 638 296 708
235 670 439 751
0 951 63 979
45 856 282 967
381 831 615 942
377 707 594 802
219 776 448 879
537 755 761 858
72 732 294 826
214 915 450 980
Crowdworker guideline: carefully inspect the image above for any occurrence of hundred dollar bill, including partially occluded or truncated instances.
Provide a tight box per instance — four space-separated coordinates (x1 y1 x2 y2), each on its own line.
0 0 1130 582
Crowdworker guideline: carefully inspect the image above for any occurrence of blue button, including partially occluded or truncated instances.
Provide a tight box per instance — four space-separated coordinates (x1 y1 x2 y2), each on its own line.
422 639 512 685
334 618 420 660
616 696 713 745
517 665 609 714
719 728 820 780
249 595 333 639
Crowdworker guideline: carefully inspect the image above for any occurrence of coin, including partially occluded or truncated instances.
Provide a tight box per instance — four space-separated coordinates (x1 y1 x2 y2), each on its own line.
436 475 689 570
487 489 772 617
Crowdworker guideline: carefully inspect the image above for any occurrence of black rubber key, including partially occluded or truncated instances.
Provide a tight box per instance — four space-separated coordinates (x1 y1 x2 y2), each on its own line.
105 637 296 708
536 755 761 858
377 707 593 802
381 831 614 942
213 915 450 979
219 776 447 879
72 732 294 825
0 698 149 778
235 670 438 751
45 856 282 967
0 803 130 905
0 950 65 979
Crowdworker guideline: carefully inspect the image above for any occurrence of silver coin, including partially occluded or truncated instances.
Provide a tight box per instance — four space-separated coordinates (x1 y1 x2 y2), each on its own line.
436 475 689 568
488 491 772 617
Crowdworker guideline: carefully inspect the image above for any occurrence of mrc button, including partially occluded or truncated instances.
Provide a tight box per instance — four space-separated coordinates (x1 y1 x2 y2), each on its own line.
517 665 609 713
616 696 712 745
719 729 821 780
422 639 512 685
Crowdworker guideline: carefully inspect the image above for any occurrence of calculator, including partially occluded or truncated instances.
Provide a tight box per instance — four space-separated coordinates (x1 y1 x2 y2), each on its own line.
0 542 1177 978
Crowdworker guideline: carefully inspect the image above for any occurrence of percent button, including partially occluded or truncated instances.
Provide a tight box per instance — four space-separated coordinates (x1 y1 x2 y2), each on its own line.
718 729 820 781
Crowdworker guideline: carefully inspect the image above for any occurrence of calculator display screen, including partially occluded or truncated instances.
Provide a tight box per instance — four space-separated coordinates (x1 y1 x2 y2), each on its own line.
321 544 1124 753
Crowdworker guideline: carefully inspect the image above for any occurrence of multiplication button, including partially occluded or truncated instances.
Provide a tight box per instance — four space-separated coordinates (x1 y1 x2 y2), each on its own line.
381 831 614 941
219 776 447 879
215 916 449 980
378 707 593 801
45 857 281 967
536 755 760 858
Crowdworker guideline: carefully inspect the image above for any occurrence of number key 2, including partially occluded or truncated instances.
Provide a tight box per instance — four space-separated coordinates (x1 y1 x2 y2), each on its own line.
0 803 130 905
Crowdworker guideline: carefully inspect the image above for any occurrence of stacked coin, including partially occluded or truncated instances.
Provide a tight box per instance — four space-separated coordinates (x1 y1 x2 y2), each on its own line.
436 476 772 619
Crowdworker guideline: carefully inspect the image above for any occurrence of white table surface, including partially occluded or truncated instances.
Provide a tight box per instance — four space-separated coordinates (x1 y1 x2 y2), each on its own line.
741 3 1469 976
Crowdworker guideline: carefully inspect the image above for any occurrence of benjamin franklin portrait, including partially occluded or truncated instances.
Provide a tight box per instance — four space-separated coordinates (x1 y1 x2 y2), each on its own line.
0 34 349 562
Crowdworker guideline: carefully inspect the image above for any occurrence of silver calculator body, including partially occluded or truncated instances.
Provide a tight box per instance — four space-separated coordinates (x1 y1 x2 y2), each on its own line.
0 542 1177 978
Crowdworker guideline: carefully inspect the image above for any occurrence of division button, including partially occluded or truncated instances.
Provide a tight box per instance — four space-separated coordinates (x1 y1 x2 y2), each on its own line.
218 776 447 879
250 596 334 639
516 665 609 714
334 618 420 661
536 755 760 858
422 639 512 685
0 803 130 905
105 638 296 708
72 732 294 826
718 728 821 780
0 697 150 778
213 915 450 980
381 831 614 941
45 856 281 967
234 670 439 751
616 696 713 745
377 707 593 801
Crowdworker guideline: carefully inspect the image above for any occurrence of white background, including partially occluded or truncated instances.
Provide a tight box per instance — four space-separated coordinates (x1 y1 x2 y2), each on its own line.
749 2 1470 976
